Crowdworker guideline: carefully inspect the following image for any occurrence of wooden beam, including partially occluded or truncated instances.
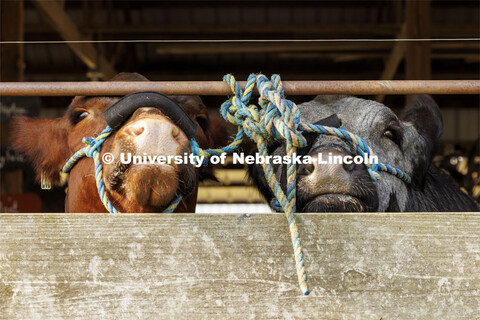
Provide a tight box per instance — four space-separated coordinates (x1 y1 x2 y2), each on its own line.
274 52 479 63
405 0 431 81
31 0 115 80
380 23 408 80
0 213 478 318
197 186 265 203
24 23 400 37
200 169 250 186
375 23 407 103
22 23 480 38
155 42 390 55
154 41 478 56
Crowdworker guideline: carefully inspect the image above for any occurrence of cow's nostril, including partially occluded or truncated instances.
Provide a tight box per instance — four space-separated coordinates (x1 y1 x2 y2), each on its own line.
298 163 315 176
172 126 180 138
124 125 145 137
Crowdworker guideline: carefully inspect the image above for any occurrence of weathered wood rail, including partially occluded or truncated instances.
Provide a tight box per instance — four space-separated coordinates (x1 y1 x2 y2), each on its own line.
1 213 479 319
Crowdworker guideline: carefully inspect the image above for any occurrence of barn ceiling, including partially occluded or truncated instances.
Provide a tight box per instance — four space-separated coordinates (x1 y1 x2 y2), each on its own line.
19 0 479 82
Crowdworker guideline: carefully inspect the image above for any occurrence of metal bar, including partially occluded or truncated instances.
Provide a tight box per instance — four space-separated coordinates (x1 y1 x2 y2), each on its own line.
1 80 479 96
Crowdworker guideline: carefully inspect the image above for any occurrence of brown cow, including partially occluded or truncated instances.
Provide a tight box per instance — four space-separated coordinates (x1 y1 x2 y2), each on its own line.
12 73 227 213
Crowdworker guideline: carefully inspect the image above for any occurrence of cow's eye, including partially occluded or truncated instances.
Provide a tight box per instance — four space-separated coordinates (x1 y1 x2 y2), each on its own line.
384 129 400 146
72 111 89 124
196 116 210 132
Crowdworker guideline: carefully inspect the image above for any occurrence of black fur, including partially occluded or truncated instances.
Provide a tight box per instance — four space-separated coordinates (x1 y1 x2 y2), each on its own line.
247 95 479 212
405 165 479 211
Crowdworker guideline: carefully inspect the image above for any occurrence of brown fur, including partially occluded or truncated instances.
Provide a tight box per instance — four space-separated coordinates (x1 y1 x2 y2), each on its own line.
11 73 225 213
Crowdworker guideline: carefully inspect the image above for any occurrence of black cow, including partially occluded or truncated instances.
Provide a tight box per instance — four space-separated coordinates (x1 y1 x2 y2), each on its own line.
248 95 479 212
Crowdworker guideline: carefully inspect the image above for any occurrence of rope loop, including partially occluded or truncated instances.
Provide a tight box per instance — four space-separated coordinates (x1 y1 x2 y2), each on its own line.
62 125 183 213
59 75 412 296
256 74 307 149
201 73 310 295
192 73 414 295
298 123 411 184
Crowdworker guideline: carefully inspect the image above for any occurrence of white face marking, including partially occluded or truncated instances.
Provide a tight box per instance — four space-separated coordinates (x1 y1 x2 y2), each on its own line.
117 117 187 157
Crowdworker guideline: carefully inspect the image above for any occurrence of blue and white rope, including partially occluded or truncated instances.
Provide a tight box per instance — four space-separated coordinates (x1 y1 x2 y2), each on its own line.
60 76 411 296
62 126 183 213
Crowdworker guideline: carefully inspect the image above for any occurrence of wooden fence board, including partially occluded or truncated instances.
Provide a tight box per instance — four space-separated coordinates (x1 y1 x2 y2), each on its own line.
0 213 479 319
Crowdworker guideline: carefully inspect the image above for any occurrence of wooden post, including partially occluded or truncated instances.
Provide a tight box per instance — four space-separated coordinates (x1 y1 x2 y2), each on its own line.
0 0 24 195
405 0 431 80
31 0 116 80
375 23 407 103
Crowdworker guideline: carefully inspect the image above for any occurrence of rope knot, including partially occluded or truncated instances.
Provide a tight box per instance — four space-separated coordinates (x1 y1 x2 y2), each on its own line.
83 136 104 158
220 74 272 143
218 73 310 295
256 74 307 148
210 73 414 295
62 125 184 214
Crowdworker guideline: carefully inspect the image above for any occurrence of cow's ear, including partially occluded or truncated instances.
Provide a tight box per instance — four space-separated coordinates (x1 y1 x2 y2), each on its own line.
401 95 443 148
11 116 70 185
400 95 443 186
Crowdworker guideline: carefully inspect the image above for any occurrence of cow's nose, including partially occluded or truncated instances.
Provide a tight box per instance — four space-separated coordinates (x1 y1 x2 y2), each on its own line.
123 123 145 137
122 119 181 139
118 118 186 155
298 150 365 185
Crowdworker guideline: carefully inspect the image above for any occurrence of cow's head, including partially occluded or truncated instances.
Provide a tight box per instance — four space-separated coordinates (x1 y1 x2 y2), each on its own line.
12 73 226 213
248 95 443 212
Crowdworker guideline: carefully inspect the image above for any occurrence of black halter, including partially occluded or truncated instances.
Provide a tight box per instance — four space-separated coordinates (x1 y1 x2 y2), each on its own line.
103 91 198 139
